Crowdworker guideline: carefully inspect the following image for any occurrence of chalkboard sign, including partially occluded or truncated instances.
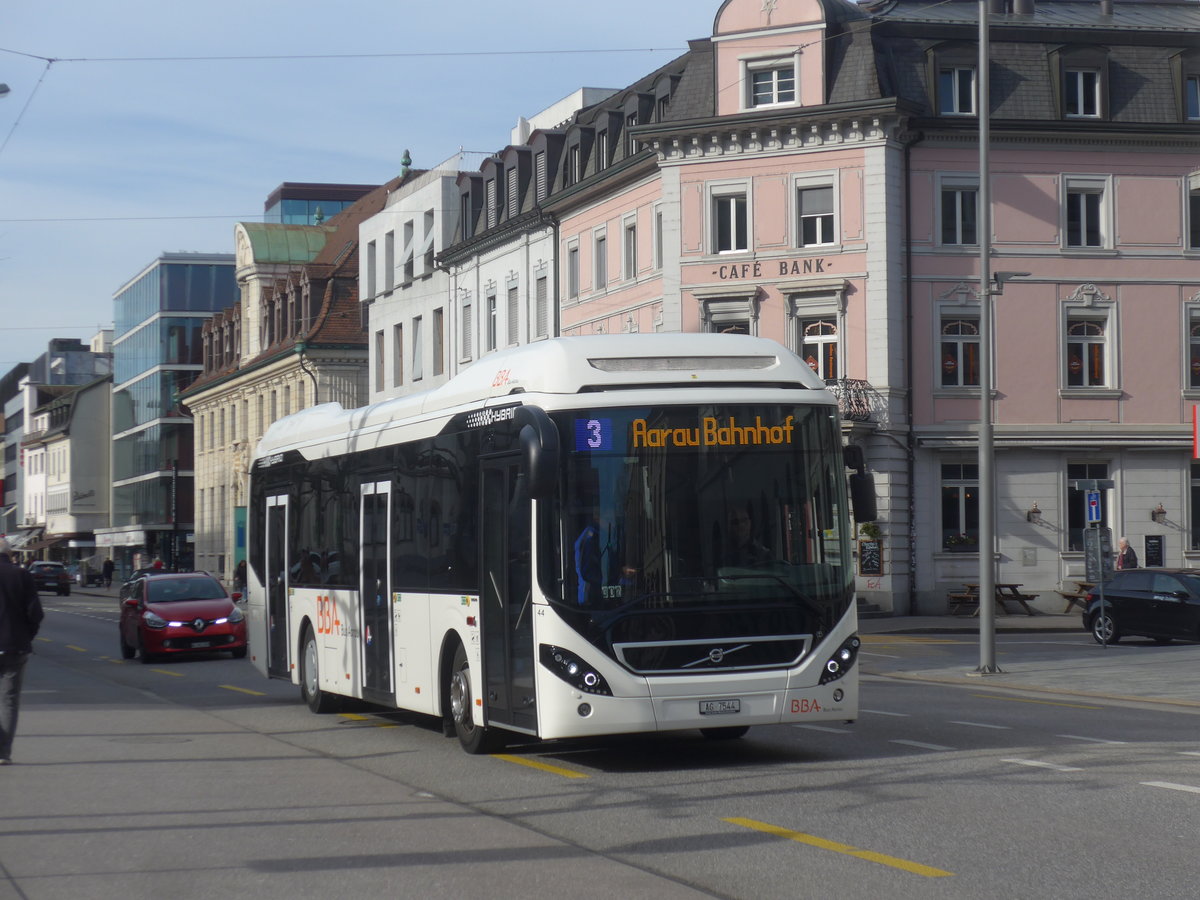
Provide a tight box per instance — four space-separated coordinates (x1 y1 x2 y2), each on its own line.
1145 534 1164 569
858 539 883 576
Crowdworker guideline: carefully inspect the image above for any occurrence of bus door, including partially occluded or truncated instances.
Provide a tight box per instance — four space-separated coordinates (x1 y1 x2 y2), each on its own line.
265 494 290 679
360 481 394 703
480 456 537 733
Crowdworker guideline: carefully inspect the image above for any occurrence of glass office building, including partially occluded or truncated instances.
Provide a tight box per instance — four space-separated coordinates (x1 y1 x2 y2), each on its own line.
103 253 236 572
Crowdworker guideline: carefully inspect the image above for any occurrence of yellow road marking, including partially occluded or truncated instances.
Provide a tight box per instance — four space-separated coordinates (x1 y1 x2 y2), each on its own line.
220 684 266 696
971 693 1101 710
493 753 590 779
340 713 370 721
724 817 953 878
67 644 87 652
151 668 184 677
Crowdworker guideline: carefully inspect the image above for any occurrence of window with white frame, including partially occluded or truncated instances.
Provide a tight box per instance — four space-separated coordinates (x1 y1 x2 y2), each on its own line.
712 190 748 253
567 145 581 186
412 316 423 381
423 209 435 274
1065 314 1108 387
507 284 519 345
403 220 414 283
461 292 473 359
624 113 638 156
1189 313 1200 389
1064 69 1100 117
941 462 979 550
797 186 835 247
597 131 609 172
1189 177 1200 250
432 308 444 377
460 193 473 240
384 231 395 292
1188 75 1200 121
940 181 978 245
374 330 385 392
1064 177 1107 248
486 293 497 351
534 275 548 338
567 243 580 299
594 232 607 289
745 57 797 108
699 294 756 335
366 240 377 298
799 318 838 381
653 206 664 270
940 316 980 387
938 66 976 115
623 217 637 280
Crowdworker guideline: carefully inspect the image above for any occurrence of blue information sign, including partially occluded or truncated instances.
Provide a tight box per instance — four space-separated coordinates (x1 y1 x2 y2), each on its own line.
1086 491 1101 523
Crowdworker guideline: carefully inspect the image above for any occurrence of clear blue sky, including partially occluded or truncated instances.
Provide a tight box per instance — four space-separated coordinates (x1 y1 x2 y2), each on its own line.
0 1 718 371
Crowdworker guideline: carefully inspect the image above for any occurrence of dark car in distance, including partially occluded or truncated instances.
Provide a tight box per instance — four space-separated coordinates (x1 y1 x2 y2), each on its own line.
119 572 246 663
29 561 71 595
1083 568 1200 645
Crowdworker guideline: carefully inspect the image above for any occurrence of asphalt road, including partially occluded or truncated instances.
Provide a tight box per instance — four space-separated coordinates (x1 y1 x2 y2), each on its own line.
3 594 1198 900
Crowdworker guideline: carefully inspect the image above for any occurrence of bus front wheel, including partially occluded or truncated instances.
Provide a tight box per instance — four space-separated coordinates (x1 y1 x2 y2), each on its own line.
300 626 341 714
448 643 500 754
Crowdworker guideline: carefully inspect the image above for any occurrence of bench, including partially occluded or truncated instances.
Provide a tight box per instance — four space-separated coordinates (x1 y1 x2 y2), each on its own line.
1056 590 1088 613
947 583 1037 616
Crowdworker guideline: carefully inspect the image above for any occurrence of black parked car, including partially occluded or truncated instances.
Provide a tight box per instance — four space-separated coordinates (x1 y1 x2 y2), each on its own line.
1084 568 1200 645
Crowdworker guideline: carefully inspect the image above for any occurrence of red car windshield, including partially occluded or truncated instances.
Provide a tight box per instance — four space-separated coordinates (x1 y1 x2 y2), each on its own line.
147 578 227 603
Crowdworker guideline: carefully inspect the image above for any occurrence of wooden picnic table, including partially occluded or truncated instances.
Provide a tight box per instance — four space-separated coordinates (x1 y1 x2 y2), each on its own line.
947 582 1037 616
1055 581 1094 613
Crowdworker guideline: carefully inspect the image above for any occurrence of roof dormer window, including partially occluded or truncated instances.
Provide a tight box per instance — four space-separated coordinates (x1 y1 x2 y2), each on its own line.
741 52 799 111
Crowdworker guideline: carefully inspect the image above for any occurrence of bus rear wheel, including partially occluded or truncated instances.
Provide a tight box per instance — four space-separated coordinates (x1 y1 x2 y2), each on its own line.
448 643 501 754
301 626 341 714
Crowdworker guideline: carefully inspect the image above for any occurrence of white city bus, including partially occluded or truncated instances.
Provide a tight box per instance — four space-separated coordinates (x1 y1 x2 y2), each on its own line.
246 334 876 753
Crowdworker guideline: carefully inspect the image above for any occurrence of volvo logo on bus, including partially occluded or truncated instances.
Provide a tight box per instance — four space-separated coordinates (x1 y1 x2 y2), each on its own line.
708 648 725 664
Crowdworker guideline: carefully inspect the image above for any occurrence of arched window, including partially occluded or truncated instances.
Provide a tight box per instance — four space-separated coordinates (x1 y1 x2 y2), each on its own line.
940 318 979 387
801 319 838 382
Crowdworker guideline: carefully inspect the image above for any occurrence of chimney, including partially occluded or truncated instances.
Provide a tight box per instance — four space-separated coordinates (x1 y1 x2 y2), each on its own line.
1100 0 1113 16
1014 0 1034 14
988 0 1008 14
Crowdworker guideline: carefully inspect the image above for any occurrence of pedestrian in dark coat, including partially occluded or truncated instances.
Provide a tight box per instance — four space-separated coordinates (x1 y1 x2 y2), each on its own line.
0 536 45 764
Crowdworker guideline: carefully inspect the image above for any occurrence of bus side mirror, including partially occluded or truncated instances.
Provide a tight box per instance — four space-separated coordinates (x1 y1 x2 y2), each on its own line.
516 405 560 499
844 445 878 523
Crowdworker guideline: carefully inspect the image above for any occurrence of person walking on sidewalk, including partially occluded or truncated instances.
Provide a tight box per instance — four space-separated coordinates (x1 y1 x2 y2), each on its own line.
1116 536 1138 570
102 557 114 588
0 536 44 765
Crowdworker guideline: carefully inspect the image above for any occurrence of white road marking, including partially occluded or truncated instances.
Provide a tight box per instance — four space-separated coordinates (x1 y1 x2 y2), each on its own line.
792 724 853 734
1141 782 1200 795
891 739 954 751
1001 758 1083 772
861 708 909 717
949 720 1011 730
1057 734 1126 745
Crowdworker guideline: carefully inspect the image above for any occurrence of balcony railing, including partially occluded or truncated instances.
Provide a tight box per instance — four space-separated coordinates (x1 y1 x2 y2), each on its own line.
824 378 874 423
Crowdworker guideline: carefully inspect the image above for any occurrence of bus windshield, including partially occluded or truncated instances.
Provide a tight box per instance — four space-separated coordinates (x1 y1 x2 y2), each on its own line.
552 404 852 636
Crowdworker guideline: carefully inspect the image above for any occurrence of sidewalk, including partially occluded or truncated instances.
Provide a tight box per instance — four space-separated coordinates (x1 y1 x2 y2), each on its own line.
858 611 1200 710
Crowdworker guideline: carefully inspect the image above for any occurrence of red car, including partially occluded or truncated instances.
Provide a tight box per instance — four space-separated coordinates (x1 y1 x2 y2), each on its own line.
119 572 247 663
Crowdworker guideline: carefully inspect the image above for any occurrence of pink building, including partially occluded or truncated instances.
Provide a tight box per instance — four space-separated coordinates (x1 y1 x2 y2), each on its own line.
437 0 1200 614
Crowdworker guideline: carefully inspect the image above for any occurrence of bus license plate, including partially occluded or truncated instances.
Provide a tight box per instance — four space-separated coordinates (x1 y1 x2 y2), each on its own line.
699 699 741 715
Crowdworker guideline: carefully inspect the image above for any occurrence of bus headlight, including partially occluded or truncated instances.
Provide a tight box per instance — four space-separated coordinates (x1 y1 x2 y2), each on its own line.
540 645 612 696
818 636 860 685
